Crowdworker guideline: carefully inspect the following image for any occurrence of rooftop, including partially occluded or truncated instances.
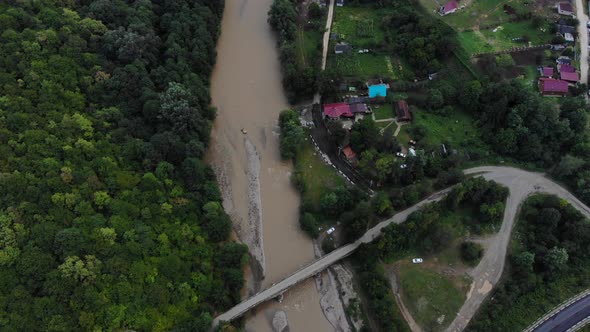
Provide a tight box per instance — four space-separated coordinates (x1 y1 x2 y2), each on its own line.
324 103 353 118
541 67 554 77
559 64 575 73
559 2 573 12
560 71 579 82
441 0 458 13
368 83 388 98
540 78 569 93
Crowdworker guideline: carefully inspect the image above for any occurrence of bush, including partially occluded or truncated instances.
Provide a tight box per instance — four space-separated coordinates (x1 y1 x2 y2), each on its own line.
279 109 305 160
300 212 320 238
461 241 484 266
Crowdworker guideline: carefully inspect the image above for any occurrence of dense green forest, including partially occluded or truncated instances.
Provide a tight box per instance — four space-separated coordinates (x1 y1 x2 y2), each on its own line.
467 194 590 331
0 1 248 331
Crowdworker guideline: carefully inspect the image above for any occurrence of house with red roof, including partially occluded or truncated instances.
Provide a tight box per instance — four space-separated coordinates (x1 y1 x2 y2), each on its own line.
396 100 412 122
560 71 579 83
557 2 574 16
538 78 569 96
439 0 458 15
342 145 357 165
539 67 554 77
323 103 353 119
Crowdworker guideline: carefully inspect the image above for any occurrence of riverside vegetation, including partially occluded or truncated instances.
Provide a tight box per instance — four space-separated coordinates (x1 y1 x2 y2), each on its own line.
0 1 248 331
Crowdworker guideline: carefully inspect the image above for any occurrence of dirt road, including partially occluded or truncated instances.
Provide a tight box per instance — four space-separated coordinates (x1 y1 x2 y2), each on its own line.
576 0 589 84
445 167 590 331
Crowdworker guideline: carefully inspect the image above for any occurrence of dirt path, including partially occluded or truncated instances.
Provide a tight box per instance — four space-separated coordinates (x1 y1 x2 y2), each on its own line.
445 167 590 331
575 0 589 84
314 0 335 104
386 266 424 332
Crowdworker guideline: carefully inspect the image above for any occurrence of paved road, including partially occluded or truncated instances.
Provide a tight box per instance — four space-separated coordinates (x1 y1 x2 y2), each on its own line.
446 167 590 331
212 166 590 329
533 293 590 332
576 0 589 84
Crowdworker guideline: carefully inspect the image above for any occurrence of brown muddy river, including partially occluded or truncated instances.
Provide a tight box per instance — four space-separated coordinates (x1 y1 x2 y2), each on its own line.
208 0 333 330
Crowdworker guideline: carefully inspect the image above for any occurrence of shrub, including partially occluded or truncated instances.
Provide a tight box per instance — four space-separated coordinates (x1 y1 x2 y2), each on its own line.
461 241 484 266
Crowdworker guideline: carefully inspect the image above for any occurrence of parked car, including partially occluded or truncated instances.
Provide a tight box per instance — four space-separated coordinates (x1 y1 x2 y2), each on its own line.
396 152 406 158
326 227 336 235
400 164 408 169
412 258 423 263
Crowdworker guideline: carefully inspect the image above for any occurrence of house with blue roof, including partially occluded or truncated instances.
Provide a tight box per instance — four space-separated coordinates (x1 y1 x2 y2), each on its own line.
368 83 388 98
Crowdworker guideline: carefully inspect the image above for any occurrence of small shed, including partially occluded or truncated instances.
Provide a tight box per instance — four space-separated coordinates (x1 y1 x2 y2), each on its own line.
334 43 352 54
539 67 554 77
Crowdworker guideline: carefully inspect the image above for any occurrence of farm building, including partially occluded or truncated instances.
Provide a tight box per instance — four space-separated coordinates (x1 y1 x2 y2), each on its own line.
439 0 458 15
396 100 412 122
557 2 574 16
368 83 388 98
538 78 569 96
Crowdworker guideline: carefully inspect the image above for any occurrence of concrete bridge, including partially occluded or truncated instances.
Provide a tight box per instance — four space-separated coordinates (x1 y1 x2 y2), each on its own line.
211 188 451 327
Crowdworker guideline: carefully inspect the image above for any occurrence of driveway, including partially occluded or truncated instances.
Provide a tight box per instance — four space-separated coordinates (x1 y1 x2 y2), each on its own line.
445 167 590 331
576 0 589 84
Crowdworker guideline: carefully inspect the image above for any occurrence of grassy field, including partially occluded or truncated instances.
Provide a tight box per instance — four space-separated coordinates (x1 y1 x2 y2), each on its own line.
373 104 394 120
297 28 322 68
401 109 485 149
459 21 551 55
397 263 469 331
295 138 344 210
419 0 535 31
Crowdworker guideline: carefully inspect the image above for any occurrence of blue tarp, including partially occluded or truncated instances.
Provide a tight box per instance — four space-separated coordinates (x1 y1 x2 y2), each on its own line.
368 84 387 98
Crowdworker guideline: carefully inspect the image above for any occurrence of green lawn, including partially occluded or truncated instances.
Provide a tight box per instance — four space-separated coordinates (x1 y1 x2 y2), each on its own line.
373 104 394 120
402 109 485 149
419 0 533 31
458 21 551 56
297 28 322 68
398 263 468 331
295 139 344 210
329 52 392 77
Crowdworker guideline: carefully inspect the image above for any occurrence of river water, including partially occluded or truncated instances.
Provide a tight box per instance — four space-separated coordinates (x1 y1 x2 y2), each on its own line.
207 0 333 330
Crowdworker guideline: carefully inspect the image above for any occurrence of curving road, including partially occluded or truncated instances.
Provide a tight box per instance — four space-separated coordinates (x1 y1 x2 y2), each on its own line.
525 290 590 332
446 167 590 331
212 166 590 329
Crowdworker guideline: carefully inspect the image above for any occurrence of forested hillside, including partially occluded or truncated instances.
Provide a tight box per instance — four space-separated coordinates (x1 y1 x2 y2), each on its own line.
0 1 247 331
